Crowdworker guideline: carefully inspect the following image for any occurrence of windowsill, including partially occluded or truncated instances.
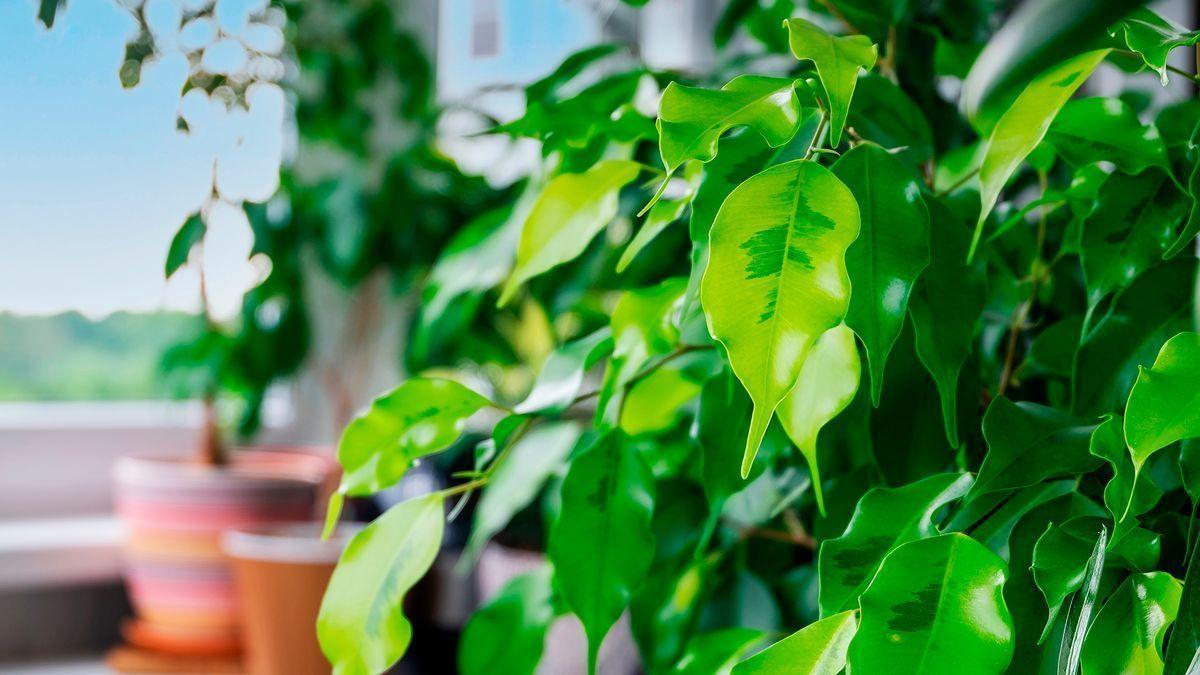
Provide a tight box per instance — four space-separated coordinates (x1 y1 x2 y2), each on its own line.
0 515 123 591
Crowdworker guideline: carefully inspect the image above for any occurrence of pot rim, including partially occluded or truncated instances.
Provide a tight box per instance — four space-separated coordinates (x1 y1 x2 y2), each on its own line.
114 451 330 489
222 522 360 564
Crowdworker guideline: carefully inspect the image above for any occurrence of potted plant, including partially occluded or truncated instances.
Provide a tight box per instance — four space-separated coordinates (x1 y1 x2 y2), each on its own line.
311 1 1200 674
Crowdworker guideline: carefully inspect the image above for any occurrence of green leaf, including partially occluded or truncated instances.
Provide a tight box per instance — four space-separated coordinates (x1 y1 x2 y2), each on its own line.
700 159 859 477
548 431 656 673
910 199 986 447
459 566 557 675
971 397 1100 499
499 159 642 306
463 422 581 563
1165 127 1200 259
1059 521 1107 674
1090 414 1163 545
1125 332 1200 472
318 494 445 675
1164 545 1200 675
831 144 929 403
972 49 1109 258
165 214 206 279
618 196 690 273
783 18 878 146
37 0 65 28
1031 517 1106 642
960 0 1140 130
657 76 803 175
1047 98 1169 174
732 610 857 675
334 378 490 498
847 73 935 165
1080 572 1182 675
1113 9 1200 85
598 278 687 424
777 323 860 513
1080 168 1188 307
946 481 1076 555
672 628 764 675
1073 257 1197 416
515 328 613 415
848 533 1014 674
818 473 973 616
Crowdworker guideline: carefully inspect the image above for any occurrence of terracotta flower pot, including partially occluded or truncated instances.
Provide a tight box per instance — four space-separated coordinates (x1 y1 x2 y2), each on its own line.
222 523 356 675
113 450 331 656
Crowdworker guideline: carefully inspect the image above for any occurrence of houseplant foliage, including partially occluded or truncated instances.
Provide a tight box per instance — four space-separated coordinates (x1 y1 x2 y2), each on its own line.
308 0 1200 673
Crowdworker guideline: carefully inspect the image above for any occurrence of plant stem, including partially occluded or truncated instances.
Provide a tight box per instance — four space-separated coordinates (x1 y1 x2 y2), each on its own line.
997 172 1049 396
935 166 980 197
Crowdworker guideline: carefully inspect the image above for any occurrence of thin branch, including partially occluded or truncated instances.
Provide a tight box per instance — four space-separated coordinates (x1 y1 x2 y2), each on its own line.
935 166 980 197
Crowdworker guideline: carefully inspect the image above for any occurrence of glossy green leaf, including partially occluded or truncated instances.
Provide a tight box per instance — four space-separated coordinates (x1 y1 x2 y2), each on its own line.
1165 127 1200 258
165 213 205 278
783 18 878 146
334 378 490 497
515 328 613 415
620 366 703 435
831 143 929 403
848 533 1014 674
1113 9 1200 85
846 73 934 163
1125 332 1200 472
777 323 860 513
464 422 581 563
1081 572 1182 675
1080 168 1187 307
1090 414 1163 545
818 473 973 615
971 397 1099 499
972 49 1109 258
700 159 859 477
1031 517 1107 642
499 159 642 306
318 494 445 675
618 196 690 273
1059 521 1107 675
947 481 1076 555
599 278 687 424
672 628 764 675
657 76 802 175
1047 98 1169 174
909 199 986 447
459 566 557 675
549 431 656 673
1164 544 1200 675
1073 257 1197 416
732 610 857 675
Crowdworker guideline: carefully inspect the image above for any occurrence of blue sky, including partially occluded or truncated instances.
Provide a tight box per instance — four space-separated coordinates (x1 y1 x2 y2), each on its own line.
0 0 278 318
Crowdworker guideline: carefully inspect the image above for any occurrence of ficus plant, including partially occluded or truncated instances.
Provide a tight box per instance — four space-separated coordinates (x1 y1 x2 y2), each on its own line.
316 1 1200 674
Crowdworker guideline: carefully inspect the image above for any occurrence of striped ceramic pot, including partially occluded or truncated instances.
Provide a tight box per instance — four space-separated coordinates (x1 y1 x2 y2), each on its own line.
113 451 330 656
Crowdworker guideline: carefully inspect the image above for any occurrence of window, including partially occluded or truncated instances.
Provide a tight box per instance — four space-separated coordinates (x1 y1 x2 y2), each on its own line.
471 0 501 58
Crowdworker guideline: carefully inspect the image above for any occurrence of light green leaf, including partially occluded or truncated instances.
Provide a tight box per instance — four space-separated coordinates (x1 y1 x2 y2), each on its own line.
459 566 558 675
777 323 860 514
598 278 687 424
784 18 878 146
1125 332 1200 472
1047 97 1169 174
1113 9 1200 85
1081 572 1182 675
910 199 986 447
818 473 973 616
971 397 1100 499
1080 168 1188 307
464 422 581 563
672 628 764 675
318 494 445 675
732 610 857 675
499 159 642 306
1089 414 1163 546
549 431 656 673
848 533 1014 674
620 366 703 435
618 196 690 273
657 75 803 175
832 143 930 403
1031 517 1106 642
165 213 205 279
1073 257 1196 416
515 328 613 415
334 378 490 498
700 159 859 477
972 49 1109 258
